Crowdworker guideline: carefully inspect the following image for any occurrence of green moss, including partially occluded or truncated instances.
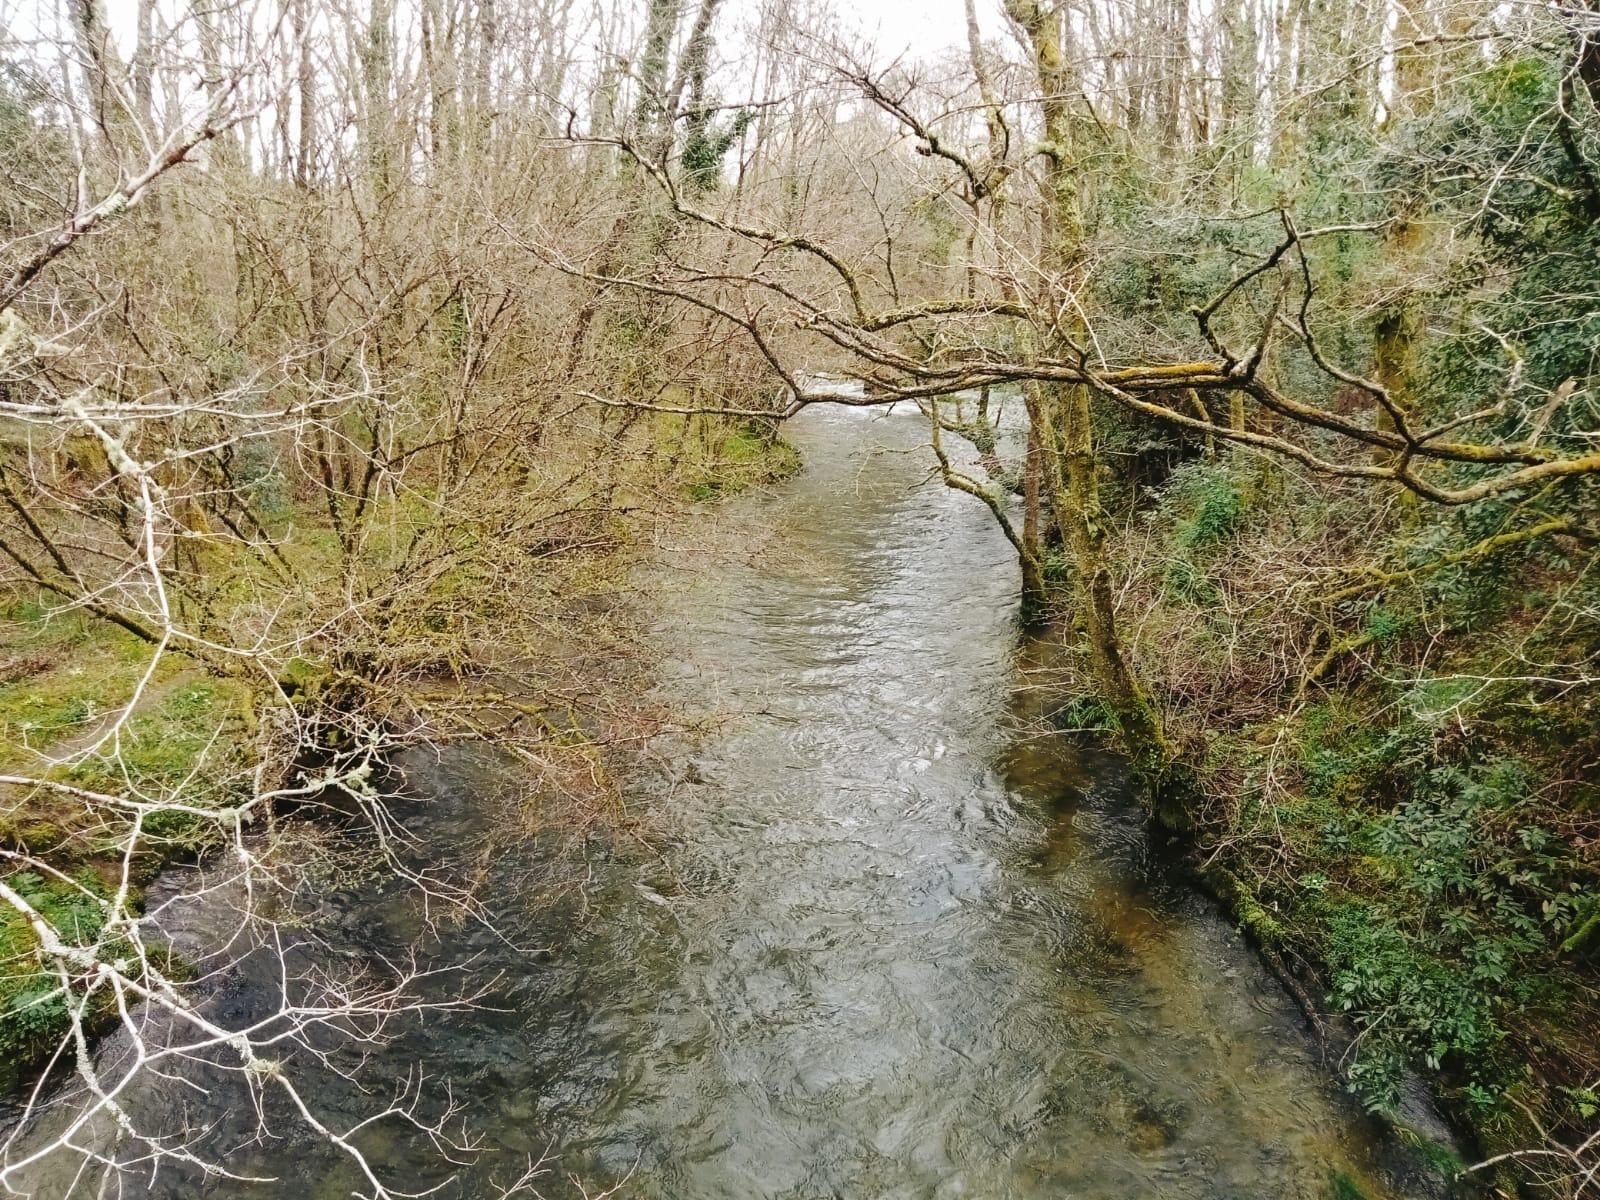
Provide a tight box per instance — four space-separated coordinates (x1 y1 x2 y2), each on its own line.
681 427 801 501
2 602 251 1093
1392 1124 1467 1175
0 869 116 1091
1561 906 1600 957
13 821 66 852
1233 882 1287 946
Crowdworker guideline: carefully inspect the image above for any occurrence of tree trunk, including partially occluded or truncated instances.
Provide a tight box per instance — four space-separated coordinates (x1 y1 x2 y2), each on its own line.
1372 0 1427 519
1007 0 1177 803
1020 383 1048 625
1048 381 1175 800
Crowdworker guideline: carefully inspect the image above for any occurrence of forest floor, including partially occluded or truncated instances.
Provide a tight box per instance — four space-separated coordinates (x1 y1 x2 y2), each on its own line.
0 599 251 1088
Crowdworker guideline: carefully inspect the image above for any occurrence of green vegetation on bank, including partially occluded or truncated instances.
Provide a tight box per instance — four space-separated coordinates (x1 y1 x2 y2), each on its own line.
656 415 802 501
965 47 1600 1184
1042 447 1600 1183
0 410 801 1093
0 598 251 1085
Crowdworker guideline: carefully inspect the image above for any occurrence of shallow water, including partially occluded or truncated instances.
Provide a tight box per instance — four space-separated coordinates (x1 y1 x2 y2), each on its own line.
5 404 1435 1199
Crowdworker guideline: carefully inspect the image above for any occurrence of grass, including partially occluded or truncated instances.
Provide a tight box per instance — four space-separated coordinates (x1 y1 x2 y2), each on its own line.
0 599 167 752
0 595 252 1088
682 428 802 501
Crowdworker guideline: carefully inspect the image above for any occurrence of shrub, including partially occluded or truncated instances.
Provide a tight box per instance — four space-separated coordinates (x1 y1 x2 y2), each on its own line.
1162 461 1246 549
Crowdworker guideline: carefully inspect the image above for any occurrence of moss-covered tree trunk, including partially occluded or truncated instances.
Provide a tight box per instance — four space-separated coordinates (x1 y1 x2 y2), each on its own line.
1049 384 1176 805
1007 0 1181 812
961 0 1048 626
1372 0 1428 519
1019 385 1048 625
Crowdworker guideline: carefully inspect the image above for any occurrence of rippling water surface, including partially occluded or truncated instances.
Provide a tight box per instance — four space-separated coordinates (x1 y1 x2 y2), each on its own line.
10 404 1433 1199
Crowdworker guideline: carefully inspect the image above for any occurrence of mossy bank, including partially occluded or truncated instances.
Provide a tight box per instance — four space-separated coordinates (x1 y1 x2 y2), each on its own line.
1043 451 1599 1193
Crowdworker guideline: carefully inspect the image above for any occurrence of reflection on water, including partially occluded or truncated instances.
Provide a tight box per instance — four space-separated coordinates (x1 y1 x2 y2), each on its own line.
5 404 1438 1199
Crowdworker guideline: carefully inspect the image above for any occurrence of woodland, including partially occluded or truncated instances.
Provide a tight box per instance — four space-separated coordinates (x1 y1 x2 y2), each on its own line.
1 0 1599 1194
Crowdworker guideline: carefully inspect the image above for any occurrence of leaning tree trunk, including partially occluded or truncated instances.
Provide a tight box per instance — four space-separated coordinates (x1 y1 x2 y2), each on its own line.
1049 384 1178 812
1007 0 1182 814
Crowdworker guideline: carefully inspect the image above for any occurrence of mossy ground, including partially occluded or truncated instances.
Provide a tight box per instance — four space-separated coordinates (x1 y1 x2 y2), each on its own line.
681 427 801 501
0 596 251 1086
645 408 801 502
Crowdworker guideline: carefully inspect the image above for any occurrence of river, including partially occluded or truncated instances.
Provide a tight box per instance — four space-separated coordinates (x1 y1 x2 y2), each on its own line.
5 402 1441 1199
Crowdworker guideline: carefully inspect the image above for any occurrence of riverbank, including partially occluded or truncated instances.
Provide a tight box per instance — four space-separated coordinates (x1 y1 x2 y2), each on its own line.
0 601 252 1088
1042 451 1600 1194
0 419 802 1098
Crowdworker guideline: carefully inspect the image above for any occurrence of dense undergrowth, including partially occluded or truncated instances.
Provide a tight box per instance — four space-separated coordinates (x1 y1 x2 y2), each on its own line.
1045 450 1600 1187
976 46 1600 1191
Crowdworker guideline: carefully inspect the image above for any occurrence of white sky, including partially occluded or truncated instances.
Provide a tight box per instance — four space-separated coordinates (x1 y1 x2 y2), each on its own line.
75 0 1005 69
844 0 1002 60
16 0 1010 131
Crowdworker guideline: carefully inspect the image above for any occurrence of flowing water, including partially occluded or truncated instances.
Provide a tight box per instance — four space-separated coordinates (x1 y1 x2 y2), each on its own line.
7 403 1441 1199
